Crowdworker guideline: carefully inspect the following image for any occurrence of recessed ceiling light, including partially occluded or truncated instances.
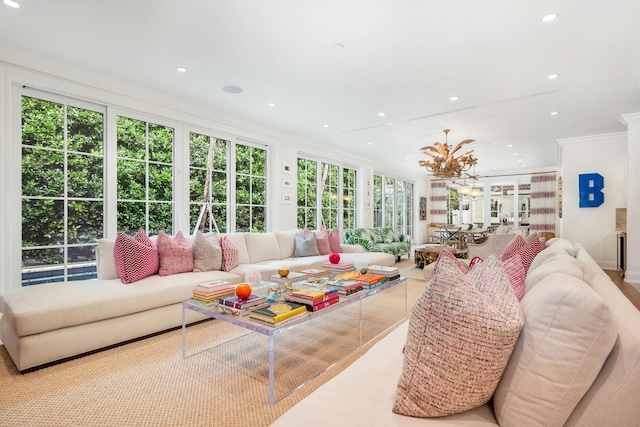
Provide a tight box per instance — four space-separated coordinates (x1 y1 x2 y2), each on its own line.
323 124 329 128
547 73 559 79
518 159 523 162
550 111 559 115
267 103 275 107
3 0 20 8
513 152 518 156
542 13 558 22
368 141 373 145
507 144 513 148
176 67 187 73
222 85 243 94
378 112 386 117
450 96 459 101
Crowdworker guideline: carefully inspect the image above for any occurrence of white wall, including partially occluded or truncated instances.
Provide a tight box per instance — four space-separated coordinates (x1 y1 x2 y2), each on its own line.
558 132 627 270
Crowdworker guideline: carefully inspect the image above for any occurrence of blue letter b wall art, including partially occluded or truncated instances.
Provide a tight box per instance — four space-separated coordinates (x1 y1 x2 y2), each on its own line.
579 173 604 208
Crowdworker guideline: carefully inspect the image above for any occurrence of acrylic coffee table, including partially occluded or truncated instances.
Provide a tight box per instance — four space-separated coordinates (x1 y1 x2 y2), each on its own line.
182 277 407 404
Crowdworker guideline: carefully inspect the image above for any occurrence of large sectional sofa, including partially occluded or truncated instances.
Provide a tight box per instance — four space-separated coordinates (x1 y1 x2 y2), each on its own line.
0 229 394 372
272 238 640 426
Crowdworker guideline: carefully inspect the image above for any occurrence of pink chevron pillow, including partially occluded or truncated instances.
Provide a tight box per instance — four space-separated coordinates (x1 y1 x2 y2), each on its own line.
113 229 159 284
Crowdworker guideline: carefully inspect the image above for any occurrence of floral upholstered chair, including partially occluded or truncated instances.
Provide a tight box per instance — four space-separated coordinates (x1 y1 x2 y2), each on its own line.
343 227 411 260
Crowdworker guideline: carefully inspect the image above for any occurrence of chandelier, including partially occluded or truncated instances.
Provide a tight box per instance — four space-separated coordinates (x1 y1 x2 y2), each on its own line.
418 129 477 179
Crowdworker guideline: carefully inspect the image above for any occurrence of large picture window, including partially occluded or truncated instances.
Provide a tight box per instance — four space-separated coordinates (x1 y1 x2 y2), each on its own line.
116 116 174 235
373 173 414 239
21 94 105 285
297 157 357 230
235 142 267 232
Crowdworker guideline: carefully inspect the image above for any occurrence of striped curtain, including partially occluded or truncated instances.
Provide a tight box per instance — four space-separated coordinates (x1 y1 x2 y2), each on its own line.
530 174 557 233
429 181 447 225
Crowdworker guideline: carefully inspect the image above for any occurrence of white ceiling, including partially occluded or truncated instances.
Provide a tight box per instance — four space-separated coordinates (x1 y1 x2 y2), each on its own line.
1 0 639 176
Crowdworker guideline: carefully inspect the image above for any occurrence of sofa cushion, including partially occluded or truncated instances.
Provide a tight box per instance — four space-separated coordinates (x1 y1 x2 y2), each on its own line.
393 254 524 418
157 231 194 276
525 254 585 293
528 242 577 274
113 229 159 284
502 253 525 301
192 231 218 272
328 228 343 253
203 232 223 270
219 236 240 272
493 273 617 427
294 233 320 257
245 232 280 263
223 233 250 264
315 226 331 255
275 229 299 259
96 238 118 280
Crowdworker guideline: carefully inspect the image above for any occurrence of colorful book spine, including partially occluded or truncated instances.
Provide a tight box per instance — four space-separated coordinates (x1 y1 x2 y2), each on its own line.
287 291 339 306
219 294 266 309
299 297 340 312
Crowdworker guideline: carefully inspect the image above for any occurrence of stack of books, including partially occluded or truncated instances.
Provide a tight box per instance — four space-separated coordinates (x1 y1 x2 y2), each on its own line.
367 265 401 282
320 261 355 274
218 293 267 316
329 279 364 300
190 280 234 307
297 268 331 277
286 286 340 312
351 273 386 289
249 301 308 326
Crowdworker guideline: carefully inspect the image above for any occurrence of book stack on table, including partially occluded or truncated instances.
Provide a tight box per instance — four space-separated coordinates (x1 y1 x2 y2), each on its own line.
217 293 268 316
248 301 308 327
320 261 355 275
267 271 309 285
366 265 401 282
297 268 331 278
328 279 364 300
351 273 386 289
285 286 340 312
190 280 234 307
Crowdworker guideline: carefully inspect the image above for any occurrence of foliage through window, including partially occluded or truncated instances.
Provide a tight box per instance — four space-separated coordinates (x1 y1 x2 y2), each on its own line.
21 95 105 285
116 116 175 235
235 142 267 232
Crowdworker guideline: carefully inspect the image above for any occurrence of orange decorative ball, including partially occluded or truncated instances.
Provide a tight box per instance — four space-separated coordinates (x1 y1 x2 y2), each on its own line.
235 283 252 299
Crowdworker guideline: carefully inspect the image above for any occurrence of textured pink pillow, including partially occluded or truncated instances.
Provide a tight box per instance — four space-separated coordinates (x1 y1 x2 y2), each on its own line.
502 254 526 300
516 237 544 274
219 235 240 272
502 235 525 261
316 226 331 255
113 229 159 284
426 249 470 281
156 231 194 276
328 228 342 253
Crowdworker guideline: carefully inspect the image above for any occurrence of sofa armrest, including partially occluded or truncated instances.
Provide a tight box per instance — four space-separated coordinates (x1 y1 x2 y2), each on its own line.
341 244 364 253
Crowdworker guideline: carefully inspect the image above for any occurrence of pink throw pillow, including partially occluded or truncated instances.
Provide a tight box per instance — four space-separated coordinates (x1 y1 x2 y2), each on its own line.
328 228 343 253
156 231 194 276
316 226 331 255
502 235 525 262
113 229 159 284
219 236 240 272
502 254 526 300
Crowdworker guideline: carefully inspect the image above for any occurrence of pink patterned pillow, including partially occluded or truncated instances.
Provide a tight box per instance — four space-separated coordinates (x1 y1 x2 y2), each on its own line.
426 249 469 281
316 226 331 255
502 235 525 261
219 235 239 272
394 254 524 417
113 229 159 284
328 228 343 253
502 254 526 300
516 237 544 274
156 231 194 276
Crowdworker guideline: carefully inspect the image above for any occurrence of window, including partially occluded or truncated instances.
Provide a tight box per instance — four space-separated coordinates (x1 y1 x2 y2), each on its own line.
189 134 229 233
235 142 267 232
297 157 357 229
116 116 174 235
373 175 383 227
21 94 105 285
373 173 414 239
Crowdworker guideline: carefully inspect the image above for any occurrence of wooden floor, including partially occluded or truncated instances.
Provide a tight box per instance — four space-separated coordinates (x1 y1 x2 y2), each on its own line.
605 270 640 310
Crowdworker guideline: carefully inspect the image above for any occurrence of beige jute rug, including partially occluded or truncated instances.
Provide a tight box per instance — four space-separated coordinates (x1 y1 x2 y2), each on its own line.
0 263 426 427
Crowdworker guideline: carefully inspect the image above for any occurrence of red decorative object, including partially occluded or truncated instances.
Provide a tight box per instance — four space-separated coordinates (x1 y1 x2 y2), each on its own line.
329 253 341 264
235 283 252 299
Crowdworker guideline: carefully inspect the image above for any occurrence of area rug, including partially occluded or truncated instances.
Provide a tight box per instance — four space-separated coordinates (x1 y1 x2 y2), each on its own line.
0 277 426 427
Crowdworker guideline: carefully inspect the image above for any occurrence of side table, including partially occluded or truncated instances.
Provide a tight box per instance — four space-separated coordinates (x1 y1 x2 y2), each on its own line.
414 245 468 269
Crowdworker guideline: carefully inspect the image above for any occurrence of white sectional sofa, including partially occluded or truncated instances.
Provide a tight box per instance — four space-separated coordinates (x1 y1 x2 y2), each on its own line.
0 229 394 372
272 239 640 426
